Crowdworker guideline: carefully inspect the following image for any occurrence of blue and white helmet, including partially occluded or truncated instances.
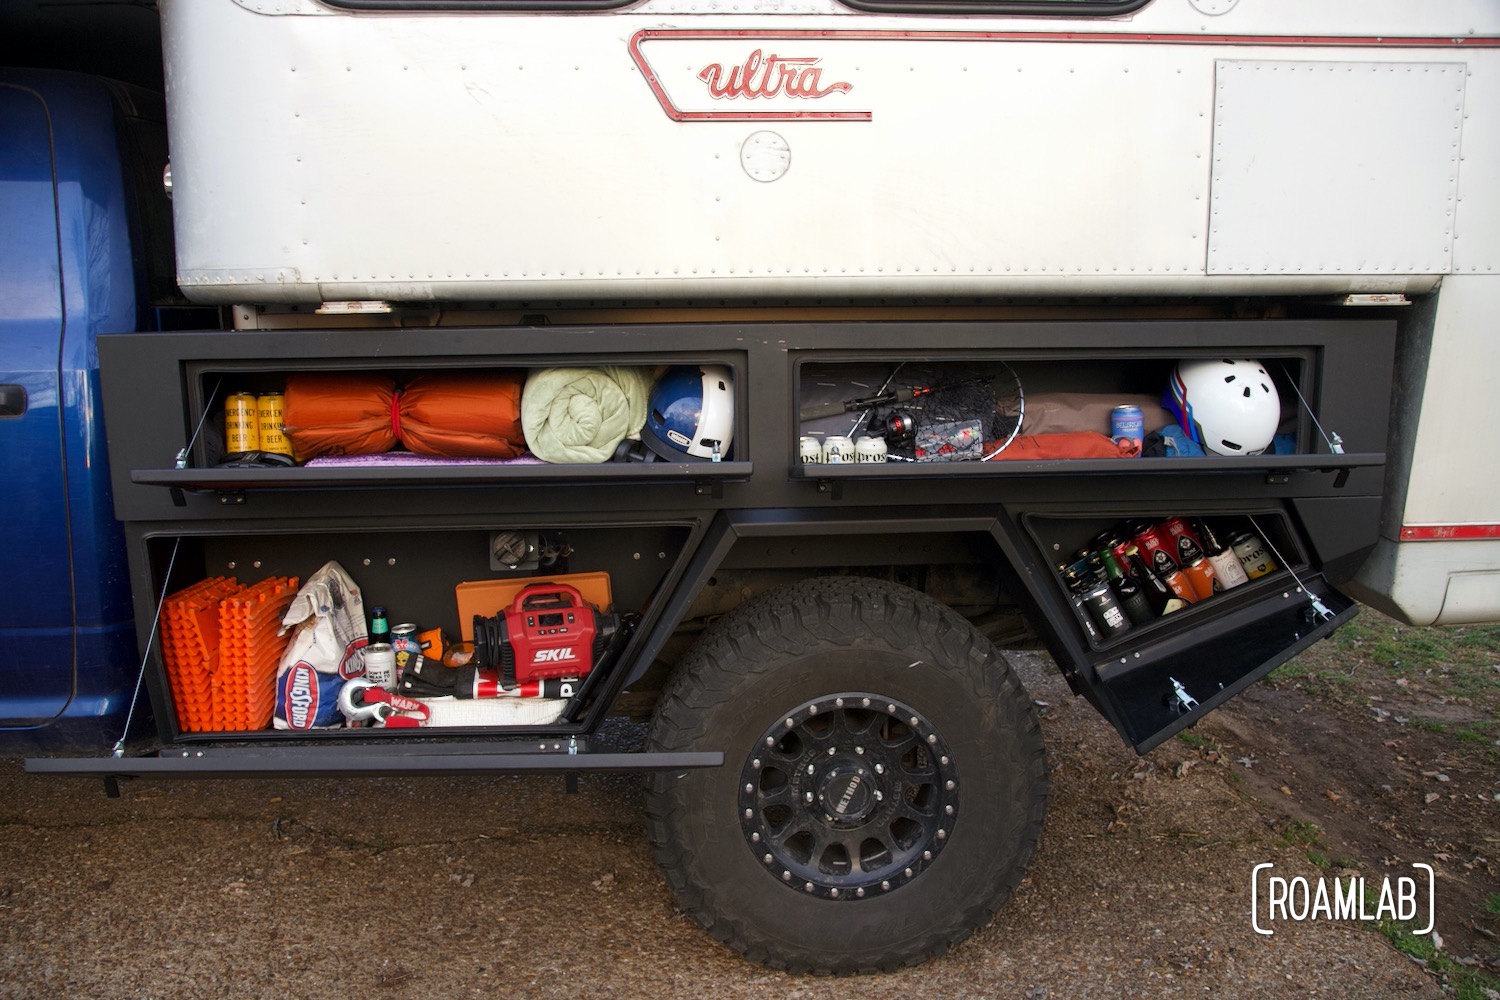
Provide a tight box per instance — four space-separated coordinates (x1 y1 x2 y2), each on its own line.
642 365 735 461
1167 358 1281 457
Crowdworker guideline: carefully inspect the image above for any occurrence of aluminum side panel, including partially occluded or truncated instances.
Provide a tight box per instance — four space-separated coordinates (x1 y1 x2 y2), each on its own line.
163 0 1497 304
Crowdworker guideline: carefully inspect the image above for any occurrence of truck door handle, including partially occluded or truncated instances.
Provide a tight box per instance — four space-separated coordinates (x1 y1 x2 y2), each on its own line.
0 385 26 417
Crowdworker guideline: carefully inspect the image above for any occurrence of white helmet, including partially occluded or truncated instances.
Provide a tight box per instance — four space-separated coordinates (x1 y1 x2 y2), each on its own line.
1168 359 1282 456
642 365 735 461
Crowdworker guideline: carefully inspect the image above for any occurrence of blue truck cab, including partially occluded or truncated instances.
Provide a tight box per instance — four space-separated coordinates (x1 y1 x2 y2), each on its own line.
0 69 170 747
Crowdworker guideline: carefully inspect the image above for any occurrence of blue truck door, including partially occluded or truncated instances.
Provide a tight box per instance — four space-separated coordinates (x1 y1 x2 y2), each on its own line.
0 81 76 723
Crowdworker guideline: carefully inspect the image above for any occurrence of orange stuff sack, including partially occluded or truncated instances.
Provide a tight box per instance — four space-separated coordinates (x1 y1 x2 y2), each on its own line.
987 432 1141 460
281 371 527 461
397 372 525 459
282 373 398 461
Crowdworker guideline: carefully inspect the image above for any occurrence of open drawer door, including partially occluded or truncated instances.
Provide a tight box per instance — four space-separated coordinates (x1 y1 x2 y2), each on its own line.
1091 577 1355 752
1016 509 1362 753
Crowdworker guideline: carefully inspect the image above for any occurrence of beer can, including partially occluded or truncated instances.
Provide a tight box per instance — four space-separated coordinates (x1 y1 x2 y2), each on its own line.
1081 577 1133 637
224 392 259 454
1134 522 1179 574
854 435 888 463
821 435 854 465
1162 516 1206 566
363 643 396 691
1111 404 1145 447
390 623 421 677
256 393 292 457
1231 530 1279 580
799 436 822 464
1181 557 1218 600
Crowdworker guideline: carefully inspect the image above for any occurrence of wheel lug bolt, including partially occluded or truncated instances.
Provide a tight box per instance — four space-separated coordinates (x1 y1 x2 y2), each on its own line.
856 888 866 898
835 698 845 707
923 850 932 861
830 888 840 898
874 764 884 774
855 746 865 755
752 833 761 843
927 734 937 744
881 880 891 891
873 790 883 802
937 829 947 840
744 809 753 819
904 868 914 878
945 780 955 790
783 871 792 881
945 805 954 816
764 854 774 864
752 758 761 769
805 792 814 803
744 783 754 793
862 698 871 707
909 716 918 727
807 764 815 775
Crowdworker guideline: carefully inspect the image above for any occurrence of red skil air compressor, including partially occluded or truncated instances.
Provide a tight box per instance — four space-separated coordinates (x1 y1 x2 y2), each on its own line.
472 584 620 688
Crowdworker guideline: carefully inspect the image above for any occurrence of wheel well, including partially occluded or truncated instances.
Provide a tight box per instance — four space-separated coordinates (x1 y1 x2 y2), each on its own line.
612 531 1043 721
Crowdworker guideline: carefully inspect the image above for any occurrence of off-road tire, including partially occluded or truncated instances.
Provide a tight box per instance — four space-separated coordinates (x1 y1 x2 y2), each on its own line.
644 577 1048 974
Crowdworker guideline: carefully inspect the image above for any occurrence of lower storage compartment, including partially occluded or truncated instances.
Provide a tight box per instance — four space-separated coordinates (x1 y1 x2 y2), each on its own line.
138 523 690 739
1023 507 1355 751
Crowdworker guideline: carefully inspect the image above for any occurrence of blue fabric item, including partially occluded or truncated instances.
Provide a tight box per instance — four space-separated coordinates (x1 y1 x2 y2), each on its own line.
1155 423 1206 457
1271 432 1297 455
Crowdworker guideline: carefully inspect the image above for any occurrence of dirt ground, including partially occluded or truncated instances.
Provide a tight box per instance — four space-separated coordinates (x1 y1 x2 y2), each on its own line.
0 633 1494 999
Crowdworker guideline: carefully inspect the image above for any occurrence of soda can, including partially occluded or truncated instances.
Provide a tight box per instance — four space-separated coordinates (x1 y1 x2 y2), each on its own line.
256 393 292 457
1111 404 1145 447
1162 516 1206 566
363 643 396 691
854 435 888 463
799 436 822 464
821 435 855 465
224 392 259 454
1231 530 1279 580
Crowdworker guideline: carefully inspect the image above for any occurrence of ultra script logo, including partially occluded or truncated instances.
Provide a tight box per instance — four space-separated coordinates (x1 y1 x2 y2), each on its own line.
630 30 872 122
697 50 853 101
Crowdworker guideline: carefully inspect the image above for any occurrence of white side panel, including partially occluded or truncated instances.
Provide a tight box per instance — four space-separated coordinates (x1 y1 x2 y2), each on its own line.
1351 273 1500 625
162 1 1499 304
1400 275 1500 525
1206 61 1464 275
1454 57 1500 271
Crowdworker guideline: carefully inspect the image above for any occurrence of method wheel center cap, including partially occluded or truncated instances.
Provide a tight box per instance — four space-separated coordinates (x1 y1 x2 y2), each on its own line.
817 763 875 824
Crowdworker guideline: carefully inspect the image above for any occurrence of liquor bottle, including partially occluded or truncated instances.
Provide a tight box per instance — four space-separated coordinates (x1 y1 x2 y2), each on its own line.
1118 543 1173 616
1196 519 1250 590
1104 552 1156 625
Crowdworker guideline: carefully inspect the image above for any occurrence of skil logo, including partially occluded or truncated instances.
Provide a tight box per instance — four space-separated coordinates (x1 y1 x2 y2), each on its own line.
629 29 872 123
697 50 852 102
534 648 579 665
282 663 320 730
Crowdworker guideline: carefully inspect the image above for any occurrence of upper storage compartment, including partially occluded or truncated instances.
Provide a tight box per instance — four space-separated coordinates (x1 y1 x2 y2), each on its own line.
792 323 1396 482
99 326 751 511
